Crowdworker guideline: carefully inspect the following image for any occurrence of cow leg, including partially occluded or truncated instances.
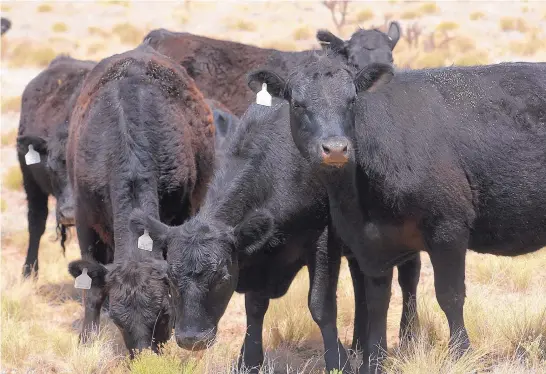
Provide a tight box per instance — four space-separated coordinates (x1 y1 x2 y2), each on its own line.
308 229 350 373
238 292 269 374
428 247 470 355
397 254 421 342
348 254 368 354
76 222 107 344
360 270 393 374
20 158 49 278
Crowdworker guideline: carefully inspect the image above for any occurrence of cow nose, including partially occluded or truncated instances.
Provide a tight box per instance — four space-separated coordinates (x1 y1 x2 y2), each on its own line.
321 138 350 166
175 328 216 351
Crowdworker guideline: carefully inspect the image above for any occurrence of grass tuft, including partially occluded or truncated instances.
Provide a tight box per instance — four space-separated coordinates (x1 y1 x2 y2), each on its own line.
356 9 374 23
1 96 22 113
226 19 256 32
4 165 23 191
419 3 438 15
499 17 527 32
470 11 485 21
37 4 53 13
52 22 69 33
292 26 312 41
111 23 145 45
6 42 57 68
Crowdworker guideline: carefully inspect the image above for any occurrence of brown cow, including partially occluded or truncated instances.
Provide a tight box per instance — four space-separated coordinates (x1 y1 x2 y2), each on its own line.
63 44 215 355
16 55 96 278
143 22 401 116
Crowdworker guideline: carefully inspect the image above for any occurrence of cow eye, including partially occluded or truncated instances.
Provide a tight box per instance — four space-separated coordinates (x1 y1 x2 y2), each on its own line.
293 100 305 109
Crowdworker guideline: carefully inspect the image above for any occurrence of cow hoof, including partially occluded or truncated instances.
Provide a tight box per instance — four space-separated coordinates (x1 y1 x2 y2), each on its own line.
22 265 38 279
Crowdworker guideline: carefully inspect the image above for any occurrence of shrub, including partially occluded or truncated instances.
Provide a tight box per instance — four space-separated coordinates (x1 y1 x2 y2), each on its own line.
1 129 18 146
87 43 106 56
226 19 256 32
400 10 419 20
499 17 527 32
292 26 312 40
111 23 145 45
1 96 22 113
415 51 446 68
0 198 6 213
52 22 68 33
37 4 53 13
87 26 110 38
420 3 438 15
356 9 374 23
436 21 459 33
7 43 57 68
4 166 23 191
469 11 485 21
261 40 298 51
454 51 489 66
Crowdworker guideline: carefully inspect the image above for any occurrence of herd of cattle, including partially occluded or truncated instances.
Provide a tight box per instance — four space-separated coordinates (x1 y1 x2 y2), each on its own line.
3 14 546 374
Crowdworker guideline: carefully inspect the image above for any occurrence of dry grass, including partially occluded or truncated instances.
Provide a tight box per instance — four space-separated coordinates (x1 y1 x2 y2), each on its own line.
261 40 299 51
1 128 18 146
52 22 69 33
470 11 486 21
499 17 527 32
293 26 313 41
226 18 257 32
419 3 439 15
356 9 374 23
88 26 110 38
436 21 459 33
111 23 145 45
3 165 23 191
37 3 53 13
5 42 57 67
1 198 7 213
400 10 419 20
1 95 22 113
454 51 489 66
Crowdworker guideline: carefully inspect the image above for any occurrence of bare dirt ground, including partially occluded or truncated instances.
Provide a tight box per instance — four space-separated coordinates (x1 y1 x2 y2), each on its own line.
1 1 545 373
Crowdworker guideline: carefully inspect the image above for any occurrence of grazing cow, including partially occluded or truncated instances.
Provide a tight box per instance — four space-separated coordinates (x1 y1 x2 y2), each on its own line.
248 54 546 372
142 23 400 116
205 98 240 150
64 44 215 355
16 55 96 277
130 95 421 372
1 17 11 35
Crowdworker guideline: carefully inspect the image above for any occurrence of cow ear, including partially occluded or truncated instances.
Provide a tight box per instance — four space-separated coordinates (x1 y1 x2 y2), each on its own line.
247 70 289 100
316 29 347 55
387 21 401 50
234 209 275 255
17 135 48 156
129 208 172 247
354 63 394 93
68 259 110 288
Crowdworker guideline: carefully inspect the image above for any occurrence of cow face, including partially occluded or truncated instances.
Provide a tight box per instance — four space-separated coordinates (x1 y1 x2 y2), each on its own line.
129 208 274 351
247 58 394 170
317 21 401 70
17 126 74 226
68 258 174 356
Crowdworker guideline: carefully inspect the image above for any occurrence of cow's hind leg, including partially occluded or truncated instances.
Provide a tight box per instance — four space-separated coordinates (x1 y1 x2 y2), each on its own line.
308 229 351 373
20 156 49 278
397 254 421 342
238 292 269 374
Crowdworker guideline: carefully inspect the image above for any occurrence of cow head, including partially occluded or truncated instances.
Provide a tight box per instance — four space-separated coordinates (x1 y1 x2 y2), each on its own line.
128 207 274 351
247 57 394 170
68 257 174 356
17 125 74 227
317 21 401 70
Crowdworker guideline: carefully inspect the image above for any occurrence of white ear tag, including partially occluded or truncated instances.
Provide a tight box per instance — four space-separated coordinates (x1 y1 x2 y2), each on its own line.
138 230 153 251
256 83 272 107
25 145 41 165
74 268 92 290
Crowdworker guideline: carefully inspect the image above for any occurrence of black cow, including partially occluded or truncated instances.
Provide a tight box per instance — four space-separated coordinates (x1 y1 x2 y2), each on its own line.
316 21 401 70
1 17 11 35
16 55 96 277
64 44 215 355
143 23 401 116
248 54 546 372
130 93 421 372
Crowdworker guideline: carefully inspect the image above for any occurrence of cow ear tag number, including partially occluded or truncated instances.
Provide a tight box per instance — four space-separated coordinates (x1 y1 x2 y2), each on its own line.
138 230 153 251
75 268 92 290
256 83 272 107
25 145 40 165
